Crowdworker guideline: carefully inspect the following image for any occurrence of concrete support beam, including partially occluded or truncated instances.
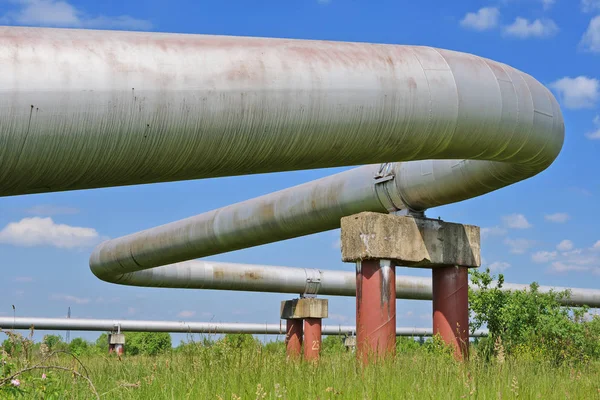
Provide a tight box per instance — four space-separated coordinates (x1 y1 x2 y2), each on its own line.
280 298 328 319
281 298 328 361
341 212 480 362
108 333 125 356
341 212 480 268
356 259 396 363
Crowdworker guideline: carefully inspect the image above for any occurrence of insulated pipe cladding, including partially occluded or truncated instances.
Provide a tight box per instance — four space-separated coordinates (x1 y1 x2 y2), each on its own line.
0 27 564 288
90 260 600 307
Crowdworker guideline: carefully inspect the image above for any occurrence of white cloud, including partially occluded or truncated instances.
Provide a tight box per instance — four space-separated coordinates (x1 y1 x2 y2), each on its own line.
0 0 151 30
549 76 600 109
14 276 33 283
539 242 600 275
50 294 90 304
557 240 574 252
460 7 500 31
488 261 511 272
127 307 137 316
177 310 196 318
332 238 341 249
549 262 592 273
581 15 600 53
586 115 600 140
504 18 558 38
532 251 557 263
481 226 508 238
0 217 101 249
25 205 79 216
502 214 532 229
541 0 555 9
95 297 120 304
582 0 600 13
504 238 536 254
544 213 570 223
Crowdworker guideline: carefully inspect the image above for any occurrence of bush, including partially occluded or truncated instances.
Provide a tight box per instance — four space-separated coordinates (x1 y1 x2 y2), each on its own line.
68 338 90 357
124 332 172 356
396 336 422 353
219 334 260 351
469 268 600 364
42 335 65 352
321 336 346 354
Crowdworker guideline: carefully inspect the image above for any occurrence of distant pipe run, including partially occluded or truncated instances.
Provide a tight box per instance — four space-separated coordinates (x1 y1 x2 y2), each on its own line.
90 260 600 308
0 317 489 337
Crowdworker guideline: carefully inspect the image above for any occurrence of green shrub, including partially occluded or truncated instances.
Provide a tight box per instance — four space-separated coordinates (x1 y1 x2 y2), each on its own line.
321 335 346 354
124 332 172 356
68 338 90 357
469 268 600 364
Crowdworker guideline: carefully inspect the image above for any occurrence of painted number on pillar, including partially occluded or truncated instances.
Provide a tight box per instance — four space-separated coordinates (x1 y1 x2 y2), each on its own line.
312 341 320 351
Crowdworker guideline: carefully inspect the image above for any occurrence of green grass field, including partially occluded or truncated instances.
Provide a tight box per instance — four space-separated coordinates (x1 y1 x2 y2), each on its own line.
2 339 600 399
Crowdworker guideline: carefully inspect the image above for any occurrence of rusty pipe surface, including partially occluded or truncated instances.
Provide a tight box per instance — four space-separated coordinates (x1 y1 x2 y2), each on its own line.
92 260 600 307
0 27 563 285
0 317 489 337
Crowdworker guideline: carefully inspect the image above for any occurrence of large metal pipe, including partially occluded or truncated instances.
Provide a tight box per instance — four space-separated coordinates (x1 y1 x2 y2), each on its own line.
0 27 562 286
92 260 600 307
0 317 489 337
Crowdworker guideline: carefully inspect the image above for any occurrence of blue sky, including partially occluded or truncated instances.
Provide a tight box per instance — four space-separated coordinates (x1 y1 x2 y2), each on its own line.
0 0 599 343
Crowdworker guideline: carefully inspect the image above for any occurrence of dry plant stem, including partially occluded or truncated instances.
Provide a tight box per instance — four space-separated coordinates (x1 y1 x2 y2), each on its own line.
0 365 99 400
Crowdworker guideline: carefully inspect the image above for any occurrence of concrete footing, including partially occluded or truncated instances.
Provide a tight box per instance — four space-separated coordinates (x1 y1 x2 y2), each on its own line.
356 259 396 363
108 333 125 356
433 266 469 360
341 212 480 362
281 298 328 361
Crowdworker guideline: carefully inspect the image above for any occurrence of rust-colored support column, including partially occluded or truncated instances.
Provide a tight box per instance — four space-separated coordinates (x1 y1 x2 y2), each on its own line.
108 333 125 356
356 259 396 363
281 297 328 361
432 265 469 360
285 319 303 359
303 318 322 361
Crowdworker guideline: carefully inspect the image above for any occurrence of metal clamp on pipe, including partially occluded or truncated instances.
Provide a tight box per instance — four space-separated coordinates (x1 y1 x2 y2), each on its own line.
303 269 322 297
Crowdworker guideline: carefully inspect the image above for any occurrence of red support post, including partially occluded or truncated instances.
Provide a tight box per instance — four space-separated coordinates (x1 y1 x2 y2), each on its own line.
303 318 322 361
356 259 396 363
432 265 469 360
285 319 303 359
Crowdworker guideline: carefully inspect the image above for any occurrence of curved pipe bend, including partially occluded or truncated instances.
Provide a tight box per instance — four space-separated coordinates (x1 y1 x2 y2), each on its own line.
0 27 563 285
87 31 564 283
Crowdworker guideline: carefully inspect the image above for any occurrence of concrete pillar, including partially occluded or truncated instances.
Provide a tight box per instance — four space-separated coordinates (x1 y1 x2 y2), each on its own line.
303 318 322 361
281 298 328 361
356 259 396 363
344 335 357 351
432 265 469 360
108 333 125 356
340 212 481 363
285 319 303 359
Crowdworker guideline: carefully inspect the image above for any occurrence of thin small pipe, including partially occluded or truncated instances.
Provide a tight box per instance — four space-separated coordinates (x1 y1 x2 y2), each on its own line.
0 317 488 337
